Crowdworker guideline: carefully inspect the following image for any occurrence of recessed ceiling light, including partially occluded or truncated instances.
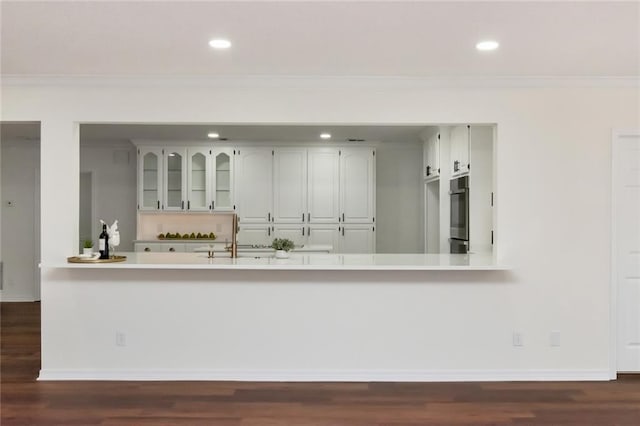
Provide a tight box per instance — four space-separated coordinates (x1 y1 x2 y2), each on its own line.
320 133 331 140
209 39 231 49
476 40 499 51
207 132 220 139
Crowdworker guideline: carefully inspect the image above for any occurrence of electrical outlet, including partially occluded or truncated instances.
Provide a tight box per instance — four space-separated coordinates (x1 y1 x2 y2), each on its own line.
116 332 126 347
550 330 561 347
512 332 524 347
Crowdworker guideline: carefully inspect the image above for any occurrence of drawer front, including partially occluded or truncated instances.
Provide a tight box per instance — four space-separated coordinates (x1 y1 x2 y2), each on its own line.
135 243 185 253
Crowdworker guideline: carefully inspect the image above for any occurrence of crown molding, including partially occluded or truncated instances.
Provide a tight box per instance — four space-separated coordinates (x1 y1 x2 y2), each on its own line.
2 75 639 89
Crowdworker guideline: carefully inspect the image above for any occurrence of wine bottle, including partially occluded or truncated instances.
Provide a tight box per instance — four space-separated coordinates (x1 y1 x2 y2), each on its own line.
99 224 110 259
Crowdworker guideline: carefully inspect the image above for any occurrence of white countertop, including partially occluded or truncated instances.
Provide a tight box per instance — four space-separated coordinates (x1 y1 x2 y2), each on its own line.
47 252 508 271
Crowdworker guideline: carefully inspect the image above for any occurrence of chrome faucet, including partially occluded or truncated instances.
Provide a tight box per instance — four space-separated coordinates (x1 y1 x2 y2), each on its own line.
224 214 239 258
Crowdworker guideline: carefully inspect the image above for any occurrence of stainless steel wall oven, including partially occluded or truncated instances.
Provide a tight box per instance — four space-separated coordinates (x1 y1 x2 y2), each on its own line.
449 176 469 253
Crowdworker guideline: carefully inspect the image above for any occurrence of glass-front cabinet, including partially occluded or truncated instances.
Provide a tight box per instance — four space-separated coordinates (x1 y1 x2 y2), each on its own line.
187 148 211 211
163 148 187 211
137 145 235 212
212 148 234 211
138 147 163 210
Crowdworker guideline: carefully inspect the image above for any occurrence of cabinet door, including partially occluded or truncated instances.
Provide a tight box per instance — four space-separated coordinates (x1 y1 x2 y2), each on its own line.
340 148 375 223
138 148 163 210
450 125 470 176
212 148 234 211
163 148 187 211
307 148 340 223
273 148 307 223
187 148 211 211
424 133 440 179
307 224 340 252
237 224 272 246
235 148 273 223
273 224 306 247
339 224 375 253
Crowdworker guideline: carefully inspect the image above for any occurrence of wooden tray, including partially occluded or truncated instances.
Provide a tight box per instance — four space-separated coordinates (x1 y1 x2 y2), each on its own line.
67 255 127 264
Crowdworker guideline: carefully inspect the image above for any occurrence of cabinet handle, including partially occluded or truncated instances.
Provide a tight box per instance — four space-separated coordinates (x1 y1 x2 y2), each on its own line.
212 201 215 210
307 212 310 222
308 226 310 236
268 227 271 236
454 160 460 172
182 201 184 210
342 213 345 222
144 247 150 252
342 227 345 236
426 165 431 176
268 212 271 222
169 247 175 252
188 201 190 210
302 213 305 222
157 200 160 209
302 227 305 236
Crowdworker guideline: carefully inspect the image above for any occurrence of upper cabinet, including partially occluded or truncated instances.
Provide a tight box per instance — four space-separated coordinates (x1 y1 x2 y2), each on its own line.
187 148 210 211
450 125 470 177
307 148 340 223
235 148 273 223
163 148 187 211
212 148 234 211
423 133 440 180
138 147 163 211
340 148 376 223
273 148 308 223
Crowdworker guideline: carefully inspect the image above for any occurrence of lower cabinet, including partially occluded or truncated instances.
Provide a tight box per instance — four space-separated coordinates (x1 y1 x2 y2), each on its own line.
237 224 273 246
339 224 376 253
134 242 185 253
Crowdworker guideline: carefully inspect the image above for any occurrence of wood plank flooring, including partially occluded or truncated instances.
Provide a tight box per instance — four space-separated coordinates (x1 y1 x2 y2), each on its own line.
2 302 639 425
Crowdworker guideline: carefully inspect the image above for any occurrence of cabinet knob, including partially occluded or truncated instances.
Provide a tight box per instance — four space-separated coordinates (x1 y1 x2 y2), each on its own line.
144 247 150 252
169 247 175 252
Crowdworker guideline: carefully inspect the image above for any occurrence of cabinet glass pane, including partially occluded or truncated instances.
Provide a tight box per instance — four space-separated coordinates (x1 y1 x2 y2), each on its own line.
142 153 158 208
166 152 182 208
190 153 207 209
215 153 231 208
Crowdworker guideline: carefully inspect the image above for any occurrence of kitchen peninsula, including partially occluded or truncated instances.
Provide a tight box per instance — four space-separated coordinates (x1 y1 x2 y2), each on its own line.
40 251 508 382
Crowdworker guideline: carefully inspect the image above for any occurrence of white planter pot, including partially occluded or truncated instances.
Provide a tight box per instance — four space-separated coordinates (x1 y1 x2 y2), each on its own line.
275 250 289 259
83 248 93 255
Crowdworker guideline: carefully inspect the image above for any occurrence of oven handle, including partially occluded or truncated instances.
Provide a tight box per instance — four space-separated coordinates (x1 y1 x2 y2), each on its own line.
448 238 469 246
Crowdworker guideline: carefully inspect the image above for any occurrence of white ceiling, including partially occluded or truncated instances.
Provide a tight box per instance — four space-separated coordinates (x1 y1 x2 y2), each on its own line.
1 1 638 77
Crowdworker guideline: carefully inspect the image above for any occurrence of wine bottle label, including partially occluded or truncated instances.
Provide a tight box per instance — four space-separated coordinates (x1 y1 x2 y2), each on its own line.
99 239 105 250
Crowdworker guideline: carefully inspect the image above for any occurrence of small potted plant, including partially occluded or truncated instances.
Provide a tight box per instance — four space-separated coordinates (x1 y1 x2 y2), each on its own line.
271 238 294 259
82 239 93 255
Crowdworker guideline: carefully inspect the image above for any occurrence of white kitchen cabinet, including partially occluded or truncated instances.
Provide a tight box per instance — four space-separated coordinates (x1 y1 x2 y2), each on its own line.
423 132 440 180
307 148 340 223
273 148 307 223
340 148 376 223
134 242 185 252
450 125 470 177
273 223 307 247
137 147 163 211
187 148 211 212
237 223 273 246
212 148 234 211
306 224 340 251
339 224 376 253
235 148 273 223
163 148 187 211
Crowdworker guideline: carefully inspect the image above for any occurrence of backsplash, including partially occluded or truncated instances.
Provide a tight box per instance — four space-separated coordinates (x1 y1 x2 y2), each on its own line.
137 212 235 242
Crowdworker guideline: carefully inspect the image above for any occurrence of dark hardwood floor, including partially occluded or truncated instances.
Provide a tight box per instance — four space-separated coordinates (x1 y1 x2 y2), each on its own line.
1 302 639 425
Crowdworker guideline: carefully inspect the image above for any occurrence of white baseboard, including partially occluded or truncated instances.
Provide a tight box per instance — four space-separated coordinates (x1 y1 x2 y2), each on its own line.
0 294 37 302
38 368 612 382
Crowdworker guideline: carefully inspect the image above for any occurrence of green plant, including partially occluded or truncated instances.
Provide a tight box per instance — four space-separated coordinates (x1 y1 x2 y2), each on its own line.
271 238 294 252
83 239 93 249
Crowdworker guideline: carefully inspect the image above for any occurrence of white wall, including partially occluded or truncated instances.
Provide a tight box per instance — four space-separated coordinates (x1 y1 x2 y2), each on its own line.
376 140 423 253
80 141 137 251
1 77 638 378
0 138 40 301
